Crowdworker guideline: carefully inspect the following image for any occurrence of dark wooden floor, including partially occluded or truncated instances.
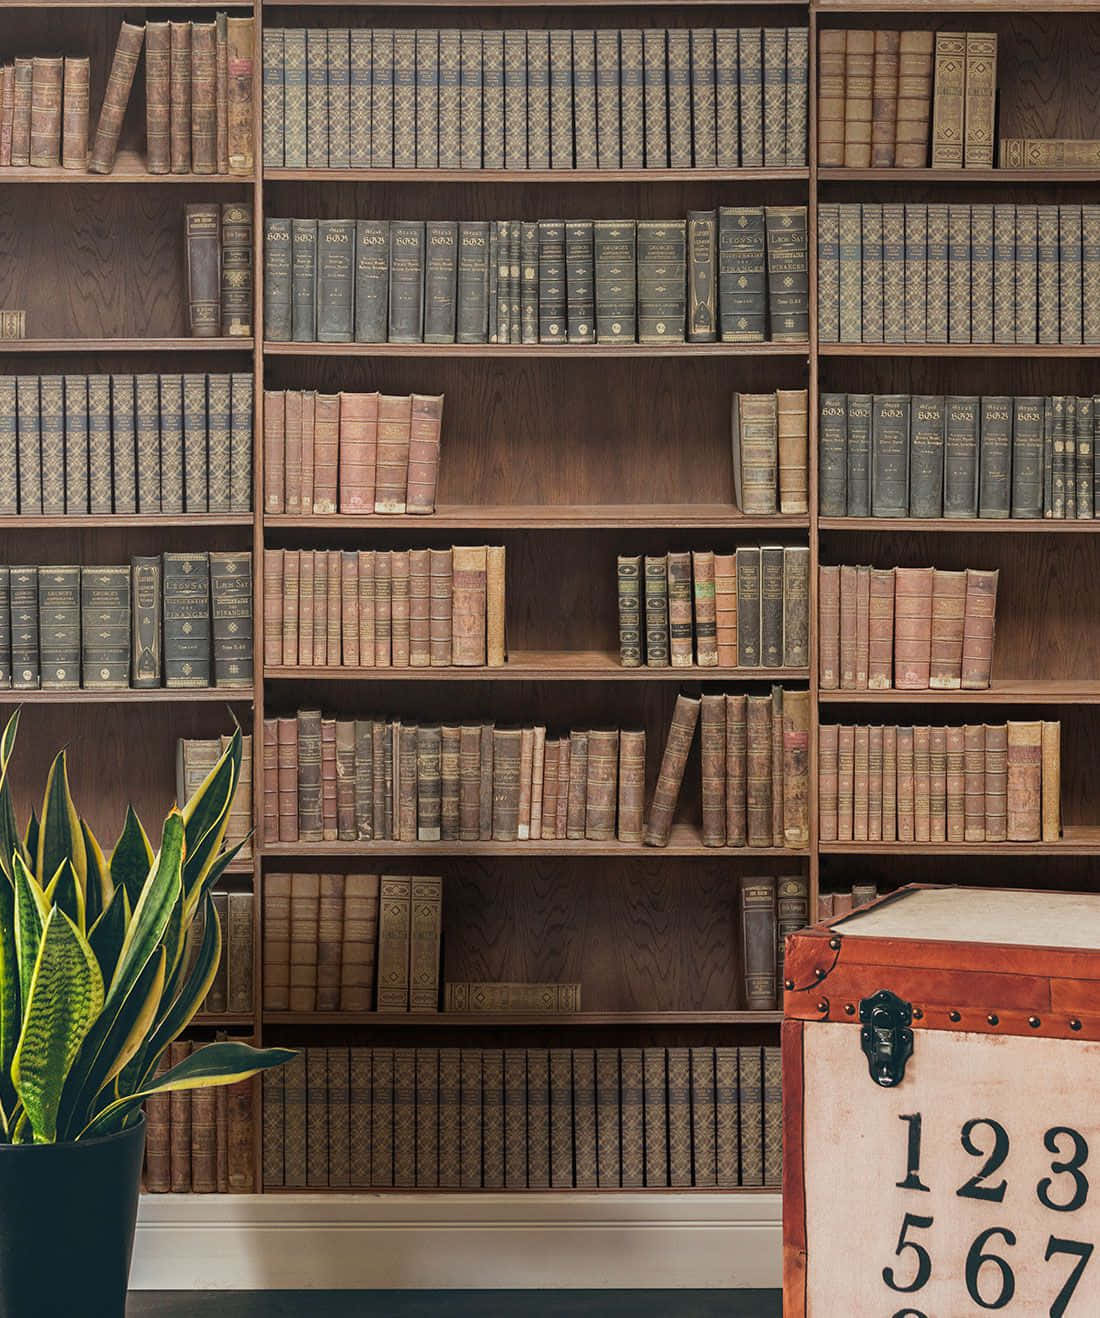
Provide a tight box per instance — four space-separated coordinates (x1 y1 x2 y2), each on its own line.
128 1292 781 1316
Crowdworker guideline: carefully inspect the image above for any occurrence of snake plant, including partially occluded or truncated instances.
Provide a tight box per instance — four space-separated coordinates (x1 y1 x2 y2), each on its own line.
0 710 291 1144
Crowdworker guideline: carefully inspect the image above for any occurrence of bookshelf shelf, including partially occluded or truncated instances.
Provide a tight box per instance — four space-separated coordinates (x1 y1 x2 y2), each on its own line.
0 688 254 704
0 515 255 530
265 657 812 682
822 828 1100 856
819 517 1100 534
264 341 810 359
818 680 1100 704
265 167 810 184
2 338 253 354
263 507 809 531
819 168 1100 184
263 1011 785 1027
818 343 1100 357
2 152 254 184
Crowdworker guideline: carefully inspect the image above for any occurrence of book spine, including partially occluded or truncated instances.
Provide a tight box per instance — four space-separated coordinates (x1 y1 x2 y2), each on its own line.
28 57 62 170
549 29 572 170
61 55 90 172
739 875 776 1009
210 551 252 688
204 371 230 514
527 32 550 170
38 375 65 516
979 395 1013 518
963 32 997 168
842 29 873 168
262 27 284 169
687 211 718 343
738 28 763 168
667 29 692 169
131 556 162 688
80 565 130 689
457 222 490 344
895 31 934 167
1006 721 1042 842
355 220 390 344
786 27 808 167
870 31 899 168
38 567 80 690
185 204 221 338
620 30 644 169
871 394 910 517
893 566 934 690
719 207 766 342
765 206 808 342
482 33 504 170
424 221 459 345
736 547 761 667
538 221 567 343
961 567 998 690
929 569 966 690
909 394 945 517
89 21 144 174
316 219 354 345
700 695 726 847
162 551 210 688
931 33 965 168
644 694 701 847
817 30 846 169
642 29 667 168
596 31 621 169
388 221 425 344
504 31 527 170
459 31 483 170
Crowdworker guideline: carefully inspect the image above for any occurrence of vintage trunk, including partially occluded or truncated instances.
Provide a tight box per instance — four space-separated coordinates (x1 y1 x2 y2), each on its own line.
784 884 1100 1317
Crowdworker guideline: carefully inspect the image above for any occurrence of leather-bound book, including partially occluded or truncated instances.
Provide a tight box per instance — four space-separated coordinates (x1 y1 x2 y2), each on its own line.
870 30 900 168
739 875 777 1009
486 546 506 667
391 550 412 668
459 724 481 841
836 724 854 842
169 1041 192 1192
407 394 444 516
725 693 748 846
881 725 897 840
375 395 412 514
961 567 998 689
913 725 932 842
353 720 373 840
479 723 494 840
262 390 285 515
1042 721 1061 842
700 696 726 847
867 567 895 689
746 695 773 848
441 724 462 841
408 549 431 669
691 550 718 667
10 565 39 691
1006 721 1042 841
667 551 694 667
782 689 810 848
60 56 89 171
491 727 522 842
376 876 412 1011
964 724 986 842
452 545 487 666
838 563 857 689
540 739 560 842
776 875 809 986
10 60 32 168
338 391 378 514
297 708 323 840
617 729 646 843
714 553 737 667
895 31 934 167
291 221 317 343
530 726 546 841
946 726 966 843
409 876 442 1013
964 33 997 168
644 555 669 667
777 388 809 514
565 731 589 841
276 718 298 841
909 394 945 516
817 30 846 168
594 1048 621 1188
842 30 873 167
340 552 360 669
0 67 14 168
428 550 453 667
184 206 223 340
618 555 643 667
326 1050 349 1191
89 21 144 174
263 719 278 844
615 1046 643 1188
395 724 417 841
663 1045 690 1188
168 23 192 174
210 550 253 688
642 1048 668 1187
761 545 785 670
735 546 761 667
818 564 840 690
770 686 784 846
931 34 965 168
594 221 637 343
28 57 62 168
853 724 870 841
818 723 838 843
226 17 254 175
896 725 915 842
984 722 1008 842
220 203 252 337
581 728 615 842
688 1045 717 1188
336 721 357 839
413 724 439 841
144 1051 172 1192
893 566 934 689
354 221 389 344
288 871 320 1012
190 22 218 174
373 552 391 666
280 548 299 666
929 568 966 689
644 694 701 847
732 392 778 515
81 565 130 689
216 13 229 173
37 566 79 691
339 873 379 1011
868 725 885 839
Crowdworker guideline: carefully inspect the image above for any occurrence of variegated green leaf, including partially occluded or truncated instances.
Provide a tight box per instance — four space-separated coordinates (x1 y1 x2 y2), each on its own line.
12 853 48 1009
88 883 130 985
23 810 38 875
110 806 153 912
109 812 183 1004
80 1041 294 1141
37 752 86 895
82 820 112 929
141 892 222 1077
180 732 240 901
0 711 22 883
13 908 104 1143
0 872 19 1122
44 859 85 935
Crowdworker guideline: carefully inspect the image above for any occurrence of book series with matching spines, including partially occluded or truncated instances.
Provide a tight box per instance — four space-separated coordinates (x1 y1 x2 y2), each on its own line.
818 564 997 693
194 892 254 1016
738 873 810 1010
819 720 1062 845
143 1039 256 1193
262 27 808 172
820 393 1100 521
0 374 252 516
263 209 809 345
185 203 255 339
260 691 808 853
0 553 252 691
817 884 879 921
731 390 809 515
263 391 443 518
264 546 505 671
818 203 1100 346
262 1044 782 1189
0 17 255 176
818 29 996 169
619 546 809 671
177 735 254 860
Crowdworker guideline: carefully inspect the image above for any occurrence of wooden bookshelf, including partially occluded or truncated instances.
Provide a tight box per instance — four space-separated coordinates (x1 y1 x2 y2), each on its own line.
12 0 1093 1210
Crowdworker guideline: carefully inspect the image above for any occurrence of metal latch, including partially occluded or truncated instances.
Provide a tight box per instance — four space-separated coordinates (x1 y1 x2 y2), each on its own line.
860 989 914 1088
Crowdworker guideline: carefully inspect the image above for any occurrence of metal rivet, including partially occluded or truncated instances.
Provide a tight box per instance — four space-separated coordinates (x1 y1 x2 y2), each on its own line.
912 1008 924 1020
784 979 795 991
817 999 829 1014
844 1003 856 1016
1071 1019 1083 1032
949 1011 961 1023
815 967 826 980
829 937 841 950
1028 1017 1041 1029
987 1014 999 1026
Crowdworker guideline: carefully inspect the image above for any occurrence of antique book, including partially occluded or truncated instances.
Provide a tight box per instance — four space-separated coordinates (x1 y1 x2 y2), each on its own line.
60 56 90 171
765 207 809 342
893 566 934 690
287 872 320 1013
1041 721 1061 842
961 567 998 690
210 551 252 688
870 30 900 168
732 392 778 515
130 556 161 688
409 875 443 1013
89 21 144 174
963 32 997 168
842 29 873 168
783 690 810 848
719 206 767 342
377 876 412 1010
339 390 379 514
931 33 965 168
667 29 692 169
185 205 221 338
375 394 412 514
739 875 776 1008
28 57 62 169
644 694 700 847
868 567 895 690
80 566 129 689
191 22 219 174
726 694 748 846
761 545 784 669
1006 721 1042 842
818 724 838 844
452 545 487 666
735 546 761 667
895 31 934 167
777 389 809 514
929 569 966 690
596 30 622 169
746 695 773 846
619 1047 645 1187
666 551 693 667
642 1049 668 1187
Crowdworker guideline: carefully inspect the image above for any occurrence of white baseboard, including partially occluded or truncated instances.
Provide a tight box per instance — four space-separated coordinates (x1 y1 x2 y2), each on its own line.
132 1192 782 1291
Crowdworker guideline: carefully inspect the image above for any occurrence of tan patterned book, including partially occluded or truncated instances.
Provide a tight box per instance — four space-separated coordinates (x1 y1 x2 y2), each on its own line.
348 1049 371 1187
414 1049 438 1189
1042 721 1061 842
289 871 320 1012
644 694 700 846
931 33 965 168
595 1048 621 1187
460 1050 483 1189
369 1048 394 1186
961 567 998 689
409 875 443 1013
929 568 966 689
817 30 846 168
340 872 379 1012
895 31 934 167
842 30 874 168
89 21 144 174
439 1048 462 1188
963 32 997 169
642 1048 668 1187
894 566 934 689
572 1049 598 1188
482 1049 505 1190
526 1049 550 1188
503 1050 526 1188
1006 720 1042 842
377 875 412 1010
691 1046 717 1187
445 983 581 1013
393 1047 416 1188
870 31 900 168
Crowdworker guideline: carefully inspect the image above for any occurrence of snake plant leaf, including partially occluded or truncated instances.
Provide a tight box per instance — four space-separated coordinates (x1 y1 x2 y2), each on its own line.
79 1041 295 1141
37 752 87 897
12 853 48 1010
110 807 153 913
22 811 38 879
43 859 85 935
12 907 104 1143
0 871 19 1122
108 811 183 1006
81 821 112 929
87 883 130 985
180 732 240 901
184 834 248 930
0 711 22 883
140 891 223 1077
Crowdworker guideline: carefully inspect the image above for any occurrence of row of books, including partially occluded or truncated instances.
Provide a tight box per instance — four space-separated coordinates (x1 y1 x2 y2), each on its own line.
616 546 809 670
819 393 1100 522
0 55 90 171
731 389 808 516
144 1039 255 1193
0 373 253 516
176 735 253 861
818 30 996 169
819 565 998 693
184 203 254 338
819 721 1061 845
263 546 506 670
0 554 252 691
196 892 254 1014
260 26 809 171
263 209 810 346
818 885 879 921
819 203 1100 346
265 872 438 1015
738 873 811 1010
262 1045 782 1189
262 390 443 517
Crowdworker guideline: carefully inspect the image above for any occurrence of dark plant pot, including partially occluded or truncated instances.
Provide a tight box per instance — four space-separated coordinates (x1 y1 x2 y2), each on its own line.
0 1114 145 1318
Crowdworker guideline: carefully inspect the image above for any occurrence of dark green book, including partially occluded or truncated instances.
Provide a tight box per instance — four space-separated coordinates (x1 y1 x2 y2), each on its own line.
355 221 390 343
526 31 550 170
10 567 39 690
38 566 80 690
415 30 439 169
521 221 539 344
1077 395 1093 518
508 218 522 343
687 210 717 342
182 373 208 513
845 393 872 517
718 207 766 342
482 32 504 169
131 555 161 689
643 555 669 667
263 218 293 341
818 393 847 517
1010 396 1043 518
594 220 637 342
62 374 88 514
317 219 355 344
760 545 784 668
158 374 184 514
943 395 980 518
487 223 499 342
637 220 686 344
162 551 211 688
766 206 807 342
549 29 573 170
537 220 566 342
15 376 41 514
595 30 620 169
81 565 130 690
565 220 595 343
1066 395 1079 519
459 30 482 169
573 29 597 170
619 29 644 169
1043 397 1055 516
210 550 253 688
328 29 351 169
978 395 1012 519
1052 395 1067 518
870 394 910 517
0 569 11 687
456 221 490 344
393 29 416 169
642 28 667 168
305 29 328 168
424 221 458 344
388 220 425 343
370 29 394 167
39 374 66 515
735 547 761 667
503 31 527 169
291 218 318 343
909 394 945 518
495 221 510 344
87 374 111 515
667 29 691 169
